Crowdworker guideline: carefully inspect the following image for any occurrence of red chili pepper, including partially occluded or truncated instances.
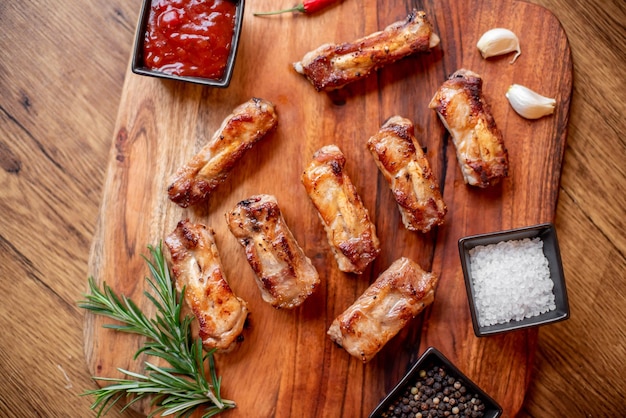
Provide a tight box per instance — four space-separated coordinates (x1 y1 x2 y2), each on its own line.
254 0 338 16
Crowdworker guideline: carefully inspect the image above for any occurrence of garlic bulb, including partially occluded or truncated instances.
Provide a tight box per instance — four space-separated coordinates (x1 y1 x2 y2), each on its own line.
476 28 521 64
505 84 556 119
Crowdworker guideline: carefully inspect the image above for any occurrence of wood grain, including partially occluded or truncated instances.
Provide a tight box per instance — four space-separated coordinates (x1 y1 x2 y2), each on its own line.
82 1 572 417
1 0 625 417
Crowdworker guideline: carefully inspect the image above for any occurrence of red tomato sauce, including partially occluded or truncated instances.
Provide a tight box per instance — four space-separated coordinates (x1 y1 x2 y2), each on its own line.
143 0 237 80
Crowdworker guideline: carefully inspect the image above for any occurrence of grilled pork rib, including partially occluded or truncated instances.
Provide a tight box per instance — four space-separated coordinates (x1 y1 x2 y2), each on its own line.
327 257 438 363
165 219 249 352
367 116 447 233
429 69 509 187
293 10 440 91
167 98 278 207
301 145 380 274
226 194 320 309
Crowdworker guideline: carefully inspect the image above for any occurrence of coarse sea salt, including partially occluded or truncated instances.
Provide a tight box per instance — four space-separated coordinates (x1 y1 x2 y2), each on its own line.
469 237 556 327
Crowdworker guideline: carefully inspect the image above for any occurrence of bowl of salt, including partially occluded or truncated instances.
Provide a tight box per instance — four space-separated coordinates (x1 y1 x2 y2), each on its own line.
458 223 570 337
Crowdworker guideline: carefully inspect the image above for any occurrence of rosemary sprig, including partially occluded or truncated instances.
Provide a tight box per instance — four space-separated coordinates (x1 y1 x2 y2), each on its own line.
78 243 235 418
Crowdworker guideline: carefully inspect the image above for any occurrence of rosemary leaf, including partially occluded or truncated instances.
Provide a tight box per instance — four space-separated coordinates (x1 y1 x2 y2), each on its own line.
79 243 235 417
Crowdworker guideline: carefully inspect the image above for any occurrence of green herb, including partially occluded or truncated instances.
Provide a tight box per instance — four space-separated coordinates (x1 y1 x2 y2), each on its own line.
78 243 235 417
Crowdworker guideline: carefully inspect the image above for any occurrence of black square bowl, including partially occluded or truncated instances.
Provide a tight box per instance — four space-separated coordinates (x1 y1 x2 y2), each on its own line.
131 0 245 87
458 222 570 337
369 346 502 418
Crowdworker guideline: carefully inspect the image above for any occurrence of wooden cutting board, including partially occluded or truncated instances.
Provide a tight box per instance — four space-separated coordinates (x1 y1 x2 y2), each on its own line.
84 0 572 416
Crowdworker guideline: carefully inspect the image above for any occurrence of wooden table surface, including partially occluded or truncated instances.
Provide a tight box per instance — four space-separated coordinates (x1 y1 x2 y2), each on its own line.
0 0 624 417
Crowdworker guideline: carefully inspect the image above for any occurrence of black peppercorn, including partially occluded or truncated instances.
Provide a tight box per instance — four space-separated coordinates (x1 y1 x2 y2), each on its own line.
378 364 489 418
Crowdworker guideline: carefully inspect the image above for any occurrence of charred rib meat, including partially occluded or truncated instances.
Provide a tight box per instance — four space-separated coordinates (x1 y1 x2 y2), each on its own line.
327 257 438 363
367 116 447 232
301 144 380 274
168 98 278 207
293 10 440 91
165 219 249 352
226 194 320 309
429 69 509 187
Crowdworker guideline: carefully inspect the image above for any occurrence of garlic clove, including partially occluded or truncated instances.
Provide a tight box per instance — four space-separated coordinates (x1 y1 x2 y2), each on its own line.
505 84 556 119
476 28 521 64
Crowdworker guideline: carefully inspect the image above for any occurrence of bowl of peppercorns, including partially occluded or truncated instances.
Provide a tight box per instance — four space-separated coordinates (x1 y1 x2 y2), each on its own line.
369 347 502 418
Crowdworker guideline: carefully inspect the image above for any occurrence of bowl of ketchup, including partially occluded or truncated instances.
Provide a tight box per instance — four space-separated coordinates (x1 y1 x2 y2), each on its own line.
131 0 244 87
